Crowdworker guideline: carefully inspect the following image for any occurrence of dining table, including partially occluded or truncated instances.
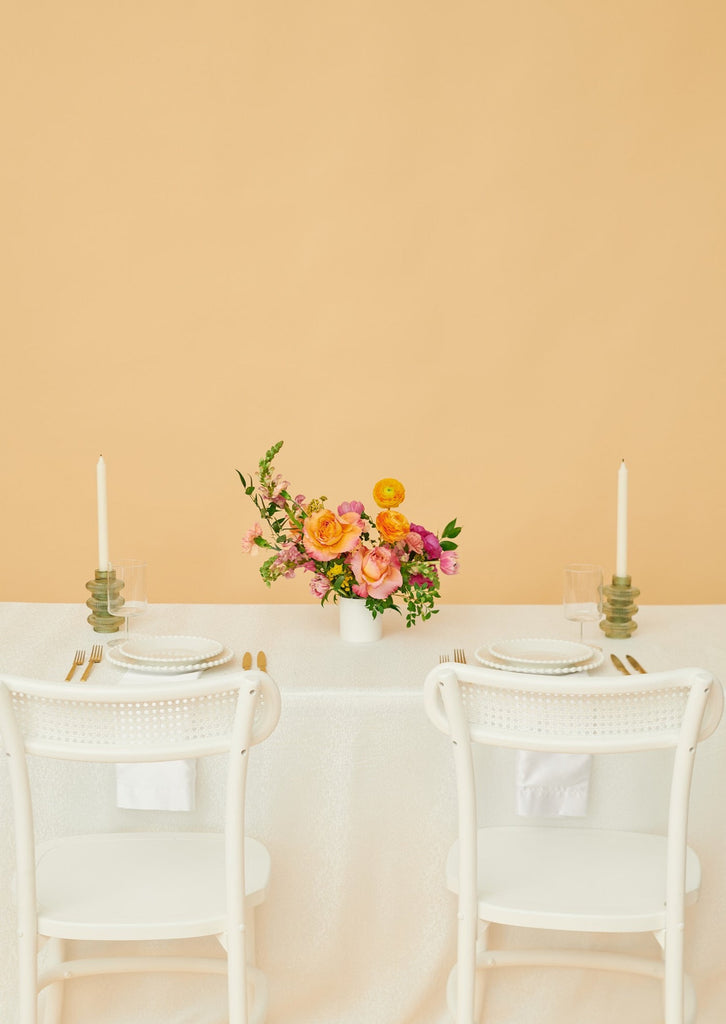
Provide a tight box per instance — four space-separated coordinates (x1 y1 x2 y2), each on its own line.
1 601 725 1024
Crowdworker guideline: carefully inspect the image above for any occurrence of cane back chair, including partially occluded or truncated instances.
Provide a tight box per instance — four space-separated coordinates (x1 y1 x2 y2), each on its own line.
0 667 281 1024
424 662 722 1024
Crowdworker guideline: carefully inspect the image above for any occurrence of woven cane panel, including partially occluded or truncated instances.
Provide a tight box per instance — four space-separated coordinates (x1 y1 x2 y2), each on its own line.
459 681 690 741
9 687 256 752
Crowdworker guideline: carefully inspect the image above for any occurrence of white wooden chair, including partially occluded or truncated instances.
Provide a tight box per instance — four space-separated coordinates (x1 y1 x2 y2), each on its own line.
424 662 723 1024
0 668 281 1024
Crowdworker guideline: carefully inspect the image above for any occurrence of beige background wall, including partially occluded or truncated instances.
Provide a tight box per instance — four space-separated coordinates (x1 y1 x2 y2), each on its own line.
2 2 724 606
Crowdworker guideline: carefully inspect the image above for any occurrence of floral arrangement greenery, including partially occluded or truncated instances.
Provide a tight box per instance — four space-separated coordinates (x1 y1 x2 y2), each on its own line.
237 441 461 628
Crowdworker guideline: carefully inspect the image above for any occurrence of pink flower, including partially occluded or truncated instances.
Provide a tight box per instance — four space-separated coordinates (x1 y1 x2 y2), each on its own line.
439 550 459 575
241 523 263 555
310 574 331 598
338 500 365 516
348 544 402 600
405 531 424 554
409 572 435 590
423 534 442 559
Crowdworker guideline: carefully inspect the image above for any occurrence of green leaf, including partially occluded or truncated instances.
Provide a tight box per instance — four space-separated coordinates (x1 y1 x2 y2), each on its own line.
236 471 247 487
253 536 272 549
440 540 458 551
441 518 462 539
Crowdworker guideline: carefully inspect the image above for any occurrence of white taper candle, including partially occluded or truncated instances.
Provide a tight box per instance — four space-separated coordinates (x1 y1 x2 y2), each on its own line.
97 455 109 570
615 459 628 577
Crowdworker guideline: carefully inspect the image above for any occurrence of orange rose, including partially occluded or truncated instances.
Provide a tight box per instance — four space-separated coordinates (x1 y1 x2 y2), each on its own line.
373 477 406 509
376 509 410 544
303 508 363 562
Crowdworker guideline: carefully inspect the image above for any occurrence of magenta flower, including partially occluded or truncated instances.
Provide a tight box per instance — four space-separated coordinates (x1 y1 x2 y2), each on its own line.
409 523 442 559
409 572 435 590
423 534 442 559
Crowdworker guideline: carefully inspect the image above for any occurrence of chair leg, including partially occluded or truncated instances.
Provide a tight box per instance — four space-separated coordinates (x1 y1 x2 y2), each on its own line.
39 938 66 1024
663 943 685 1024
474 922 490 1023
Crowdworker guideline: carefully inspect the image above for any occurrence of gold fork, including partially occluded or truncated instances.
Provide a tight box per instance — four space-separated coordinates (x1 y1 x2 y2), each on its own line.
65 649 86 681
454 648 467 664
80 644 103 682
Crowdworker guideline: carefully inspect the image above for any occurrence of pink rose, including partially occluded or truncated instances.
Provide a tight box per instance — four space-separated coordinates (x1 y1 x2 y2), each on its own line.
241 523 263 555
348 544 402 600
338 500 365 516
439 550 459 575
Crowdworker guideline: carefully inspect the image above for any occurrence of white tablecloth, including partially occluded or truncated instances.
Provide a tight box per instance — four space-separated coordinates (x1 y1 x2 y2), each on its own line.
1 602 725 1023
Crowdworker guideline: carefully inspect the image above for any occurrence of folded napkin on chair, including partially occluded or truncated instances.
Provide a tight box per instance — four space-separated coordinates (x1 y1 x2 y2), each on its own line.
515 751 591 817
115 671 199 812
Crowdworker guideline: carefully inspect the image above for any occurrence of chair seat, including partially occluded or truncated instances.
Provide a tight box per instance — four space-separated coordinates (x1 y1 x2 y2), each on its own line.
446 826 701 933
36 832 271 941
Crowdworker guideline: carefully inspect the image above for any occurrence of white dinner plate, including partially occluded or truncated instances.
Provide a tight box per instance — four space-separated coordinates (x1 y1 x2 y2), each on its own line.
107 645 234 674
474 645 604 675
487 637 594 667
119 635 225 665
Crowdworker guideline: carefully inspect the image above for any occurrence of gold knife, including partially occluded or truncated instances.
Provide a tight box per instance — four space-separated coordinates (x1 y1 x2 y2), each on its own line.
257 650 267 671
242 651 253 670
626 654 647 674
610 653 630 676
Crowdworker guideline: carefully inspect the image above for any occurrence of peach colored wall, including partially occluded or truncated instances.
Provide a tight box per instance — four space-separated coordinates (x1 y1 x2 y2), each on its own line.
1 3 724 606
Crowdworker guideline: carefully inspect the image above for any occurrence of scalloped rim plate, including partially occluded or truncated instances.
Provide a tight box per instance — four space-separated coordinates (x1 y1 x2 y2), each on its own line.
474 645 604 675
119 635 225 664
107 645 234 674
487 637 594 667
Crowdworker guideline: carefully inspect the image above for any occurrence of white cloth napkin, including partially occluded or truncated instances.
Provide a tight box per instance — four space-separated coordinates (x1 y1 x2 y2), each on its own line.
115 671 200 811
515 751 591 817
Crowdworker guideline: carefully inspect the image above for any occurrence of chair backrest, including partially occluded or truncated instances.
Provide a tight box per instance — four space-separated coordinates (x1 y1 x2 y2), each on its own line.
0 671 280 762
424 663 722 755
0 668 282 1020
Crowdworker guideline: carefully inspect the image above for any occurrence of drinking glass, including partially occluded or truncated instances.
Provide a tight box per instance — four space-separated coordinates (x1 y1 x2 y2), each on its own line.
563 564 603 641
107 559 148 645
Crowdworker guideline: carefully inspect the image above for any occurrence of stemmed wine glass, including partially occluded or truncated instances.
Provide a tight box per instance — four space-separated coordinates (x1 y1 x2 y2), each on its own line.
563 564 603 641
107 559 147 646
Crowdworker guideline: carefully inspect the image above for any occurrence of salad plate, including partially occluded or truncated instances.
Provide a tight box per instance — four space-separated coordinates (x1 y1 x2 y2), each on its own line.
119 635 225 665
487 637 594 667
475 644 604 675
107 645 234 675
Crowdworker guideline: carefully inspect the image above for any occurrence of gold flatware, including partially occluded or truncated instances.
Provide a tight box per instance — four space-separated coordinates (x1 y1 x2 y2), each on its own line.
610 653 630 676
626 655 647 674
454 648 467 664
80 644 103 682
65 649 86 681
256 651 267 671
242 651 253 670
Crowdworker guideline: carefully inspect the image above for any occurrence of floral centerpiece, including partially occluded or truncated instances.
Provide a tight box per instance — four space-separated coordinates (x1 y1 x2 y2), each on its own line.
238 441 461 628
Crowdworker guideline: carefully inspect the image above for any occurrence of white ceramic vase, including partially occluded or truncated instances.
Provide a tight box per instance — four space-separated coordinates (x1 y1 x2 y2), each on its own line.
338 597 383 643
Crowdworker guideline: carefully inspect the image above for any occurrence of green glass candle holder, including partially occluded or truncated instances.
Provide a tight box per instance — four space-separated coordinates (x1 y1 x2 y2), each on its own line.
85 569 124 633
599 574 640 639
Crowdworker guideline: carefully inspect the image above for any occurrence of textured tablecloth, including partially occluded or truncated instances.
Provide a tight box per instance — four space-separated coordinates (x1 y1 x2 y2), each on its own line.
1 602 725 1023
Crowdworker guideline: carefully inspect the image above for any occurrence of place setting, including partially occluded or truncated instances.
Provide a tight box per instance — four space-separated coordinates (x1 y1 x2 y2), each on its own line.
472 462 640 678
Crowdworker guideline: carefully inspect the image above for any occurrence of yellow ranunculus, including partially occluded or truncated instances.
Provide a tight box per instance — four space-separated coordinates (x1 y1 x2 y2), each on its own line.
373 477 406 509
376 509 410 544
